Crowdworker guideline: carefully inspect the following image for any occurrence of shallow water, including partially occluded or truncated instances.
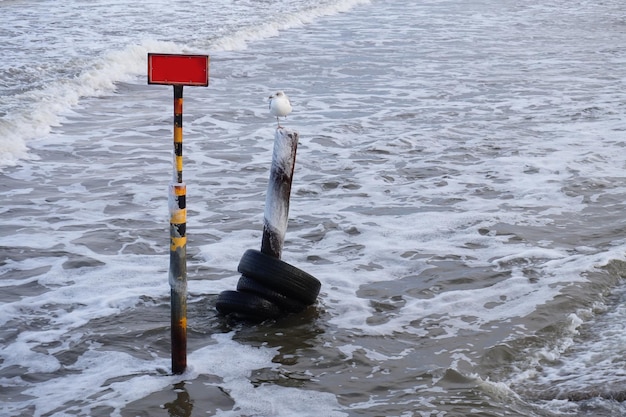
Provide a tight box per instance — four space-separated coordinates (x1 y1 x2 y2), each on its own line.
2 0 626 416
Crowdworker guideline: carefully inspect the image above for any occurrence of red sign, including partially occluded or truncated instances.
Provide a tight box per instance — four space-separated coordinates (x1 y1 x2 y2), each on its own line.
148 53 209 86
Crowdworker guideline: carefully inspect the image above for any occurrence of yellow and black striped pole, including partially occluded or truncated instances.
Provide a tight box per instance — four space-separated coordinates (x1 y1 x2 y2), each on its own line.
147 53 209 375
170 85 187 374
173 85 184 184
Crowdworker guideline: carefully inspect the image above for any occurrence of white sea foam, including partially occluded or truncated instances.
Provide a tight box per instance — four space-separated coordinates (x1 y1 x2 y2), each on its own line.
209 0 371 51
0 0 371 167
0 39 182 167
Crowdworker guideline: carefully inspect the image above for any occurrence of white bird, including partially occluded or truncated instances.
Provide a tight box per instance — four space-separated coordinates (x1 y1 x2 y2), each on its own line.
268 91 292 128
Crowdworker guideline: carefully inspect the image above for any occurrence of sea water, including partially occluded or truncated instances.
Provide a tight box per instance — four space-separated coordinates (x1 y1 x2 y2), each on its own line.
2 0 626 415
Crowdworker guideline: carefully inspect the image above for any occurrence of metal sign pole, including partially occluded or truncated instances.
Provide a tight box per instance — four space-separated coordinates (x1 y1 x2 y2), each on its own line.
169 84 187 375
147 53 209 375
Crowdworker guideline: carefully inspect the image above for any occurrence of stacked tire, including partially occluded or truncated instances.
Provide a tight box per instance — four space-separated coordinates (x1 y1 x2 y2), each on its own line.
216 249 321 321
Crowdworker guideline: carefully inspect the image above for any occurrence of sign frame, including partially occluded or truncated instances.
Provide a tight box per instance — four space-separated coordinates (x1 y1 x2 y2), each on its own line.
147 53 209 87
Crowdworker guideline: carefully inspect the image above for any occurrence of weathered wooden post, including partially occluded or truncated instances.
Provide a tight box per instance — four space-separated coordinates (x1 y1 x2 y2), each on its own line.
148 53 209 374
260 127 299 259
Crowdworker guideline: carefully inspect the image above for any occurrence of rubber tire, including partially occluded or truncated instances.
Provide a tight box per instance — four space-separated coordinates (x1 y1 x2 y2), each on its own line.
215 290 282 320
237 249 321 305
237 274 307 313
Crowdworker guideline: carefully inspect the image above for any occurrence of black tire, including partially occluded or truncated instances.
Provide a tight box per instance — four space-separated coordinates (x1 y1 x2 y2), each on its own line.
237 274 307 313
237 249 321 305
215 290 282 320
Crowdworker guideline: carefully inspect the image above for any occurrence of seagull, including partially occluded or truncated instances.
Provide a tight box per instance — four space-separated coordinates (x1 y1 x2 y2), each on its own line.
268 91 292 128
